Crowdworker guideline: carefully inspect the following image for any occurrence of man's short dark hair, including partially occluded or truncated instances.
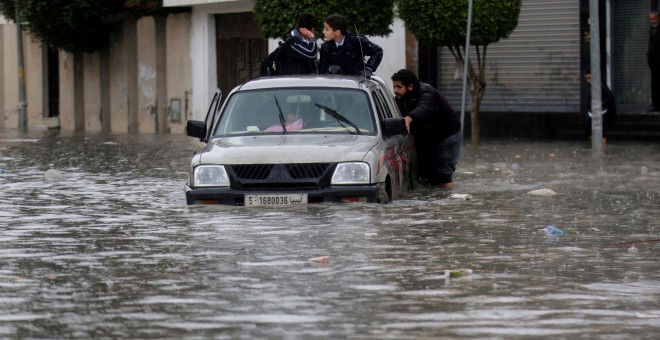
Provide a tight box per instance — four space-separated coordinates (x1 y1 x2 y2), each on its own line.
297 12 317 30
391 69 420 89
325 14 348 35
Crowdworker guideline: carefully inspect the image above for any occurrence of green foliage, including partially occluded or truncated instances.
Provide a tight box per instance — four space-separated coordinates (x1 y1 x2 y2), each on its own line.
0 0 189 53
253 0 394 40
396 0 521 48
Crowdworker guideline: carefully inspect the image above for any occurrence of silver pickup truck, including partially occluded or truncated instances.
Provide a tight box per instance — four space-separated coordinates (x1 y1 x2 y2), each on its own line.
185 75 417 206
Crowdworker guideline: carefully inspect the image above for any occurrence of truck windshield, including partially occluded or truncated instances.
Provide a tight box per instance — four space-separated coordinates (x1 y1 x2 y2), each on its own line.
212 88 376 136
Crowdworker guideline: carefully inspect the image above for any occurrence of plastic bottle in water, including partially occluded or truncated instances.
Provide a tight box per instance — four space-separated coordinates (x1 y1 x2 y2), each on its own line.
543 225 564 235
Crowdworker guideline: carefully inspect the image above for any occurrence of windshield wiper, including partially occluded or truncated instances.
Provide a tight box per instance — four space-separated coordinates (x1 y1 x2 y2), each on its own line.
274 95 287 134
314 103 361 134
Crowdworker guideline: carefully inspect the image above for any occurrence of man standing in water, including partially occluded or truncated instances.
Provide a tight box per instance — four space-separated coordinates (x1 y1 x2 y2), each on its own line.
647 11 660 112
392 69 461 190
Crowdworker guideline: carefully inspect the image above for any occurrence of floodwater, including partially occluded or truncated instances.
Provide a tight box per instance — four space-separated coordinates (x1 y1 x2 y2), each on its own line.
1 129 659 339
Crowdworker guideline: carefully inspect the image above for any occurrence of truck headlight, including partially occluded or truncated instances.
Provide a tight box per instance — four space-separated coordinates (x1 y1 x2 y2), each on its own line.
193 165 230 187
332 162 370 185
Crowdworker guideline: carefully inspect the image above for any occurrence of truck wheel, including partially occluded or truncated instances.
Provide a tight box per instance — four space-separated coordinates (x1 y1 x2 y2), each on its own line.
377 182 391 204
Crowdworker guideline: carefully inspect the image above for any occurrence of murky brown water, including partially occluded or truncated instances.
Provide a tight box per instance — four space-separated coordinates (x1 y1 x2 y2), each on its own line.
1 129 659 338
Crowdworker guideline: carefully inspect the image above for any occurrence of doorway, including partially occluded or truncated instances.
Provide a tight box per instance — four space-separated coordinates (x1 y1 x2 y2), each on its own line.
215 12 267 100
47 48 59 117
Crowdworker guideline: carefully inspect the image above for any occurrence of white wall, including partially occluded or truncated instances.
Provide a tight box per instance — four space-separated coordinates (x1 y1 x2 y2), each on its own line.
190 10 215 122
366 18 406 92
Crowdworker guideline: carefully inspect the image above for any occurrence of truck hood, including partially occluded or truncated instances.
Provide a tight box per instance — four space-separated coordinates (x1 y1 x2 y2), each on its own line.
199 134 378 164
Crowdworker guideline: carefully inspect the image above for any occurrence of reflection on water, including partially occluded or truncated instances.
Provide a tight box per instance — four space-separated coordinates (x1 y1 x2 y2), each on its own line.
1 130 659 338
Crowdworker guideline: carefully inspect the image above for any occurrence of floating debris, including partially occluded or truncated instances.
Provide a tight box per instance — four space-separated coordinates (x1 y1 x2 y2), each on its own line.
309 256 330 264
448 193 473 201
444 269 473 278
527 188 558 196
543 225 564 235
44 169 63 180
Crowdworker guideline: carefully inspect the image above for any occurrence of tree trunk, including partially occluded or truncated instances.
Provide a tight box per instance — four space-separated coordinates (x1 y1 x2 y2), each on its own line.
470 97 480 145
468 69 486 146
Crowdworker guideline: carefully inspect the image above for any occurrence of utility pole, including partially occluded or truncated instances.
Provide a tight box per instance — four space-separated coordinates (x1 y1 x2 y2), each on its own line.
459 0 474 135
589 0 603 156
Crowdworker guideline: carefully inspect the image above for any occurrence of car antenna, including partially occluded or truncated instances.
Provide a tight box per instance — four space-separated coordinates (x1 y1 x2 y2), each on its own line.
353 21 369 79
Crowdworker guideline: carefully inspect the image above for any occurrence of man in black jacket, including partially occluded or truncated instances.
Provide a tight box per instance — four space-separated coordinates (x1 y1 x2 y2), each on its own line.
319 14 383 76
281 12 319 75
648 11 660 112
392 69 462 190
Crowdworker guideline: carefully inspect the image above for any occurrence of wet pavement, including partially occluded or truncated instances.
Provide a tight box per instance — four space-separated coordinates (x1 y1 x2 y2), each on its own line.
1 129 659 339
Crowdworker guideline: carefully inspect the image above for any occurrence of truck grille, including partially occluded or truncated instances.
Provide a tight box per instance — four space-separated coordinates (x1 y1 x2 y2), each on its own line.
228 163 333 189
231 164 273 180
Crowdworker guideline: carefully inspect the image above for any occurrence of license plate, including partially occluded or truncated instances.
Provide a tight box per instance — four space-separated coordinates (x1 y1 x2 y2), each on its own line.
244 193 308 206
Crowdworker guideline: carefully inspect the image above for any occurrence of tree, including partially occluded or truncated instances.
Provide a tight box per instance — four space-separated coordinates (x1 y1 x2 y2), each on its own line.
0 0 187 53
396 0 521 145
253 0 395 39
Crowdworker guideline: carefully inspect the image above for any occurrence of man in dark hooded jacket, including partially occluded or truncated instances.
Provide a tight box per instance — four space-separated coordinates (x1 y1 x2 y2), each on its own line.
392 69 462 190
280 12 319 75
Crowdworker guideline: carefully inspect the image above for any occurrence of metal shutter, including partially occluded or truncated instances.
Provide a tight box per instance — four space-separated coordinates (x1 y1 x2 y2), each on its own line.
438 0 581 113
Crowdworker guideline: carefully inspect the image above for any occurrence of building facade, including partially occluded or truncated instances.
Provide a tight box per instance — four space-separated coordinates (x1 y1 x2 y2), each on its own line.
0 0 656 135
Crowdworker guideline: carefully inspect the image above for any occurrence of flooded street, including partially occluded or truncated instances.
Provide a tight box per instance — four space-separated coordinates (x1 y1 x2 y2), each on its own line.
1 129 659 338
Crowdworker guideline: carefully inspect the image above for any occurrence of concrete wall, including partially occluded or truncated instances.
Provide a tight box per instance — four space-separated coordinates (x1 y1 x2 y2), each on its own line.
83 52 102 132
109 23 138 133
1 13 194 134
167 13 193 134
137 18 158 133
59 52 87 131
25 35 45 128
58 52 76 131
2 24 18 129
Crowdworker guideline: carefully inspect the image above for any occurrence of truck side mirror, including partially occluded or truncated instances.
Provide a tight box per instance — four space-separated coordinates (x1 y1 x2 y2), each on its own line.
382 118 406 137
186 120 207 141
